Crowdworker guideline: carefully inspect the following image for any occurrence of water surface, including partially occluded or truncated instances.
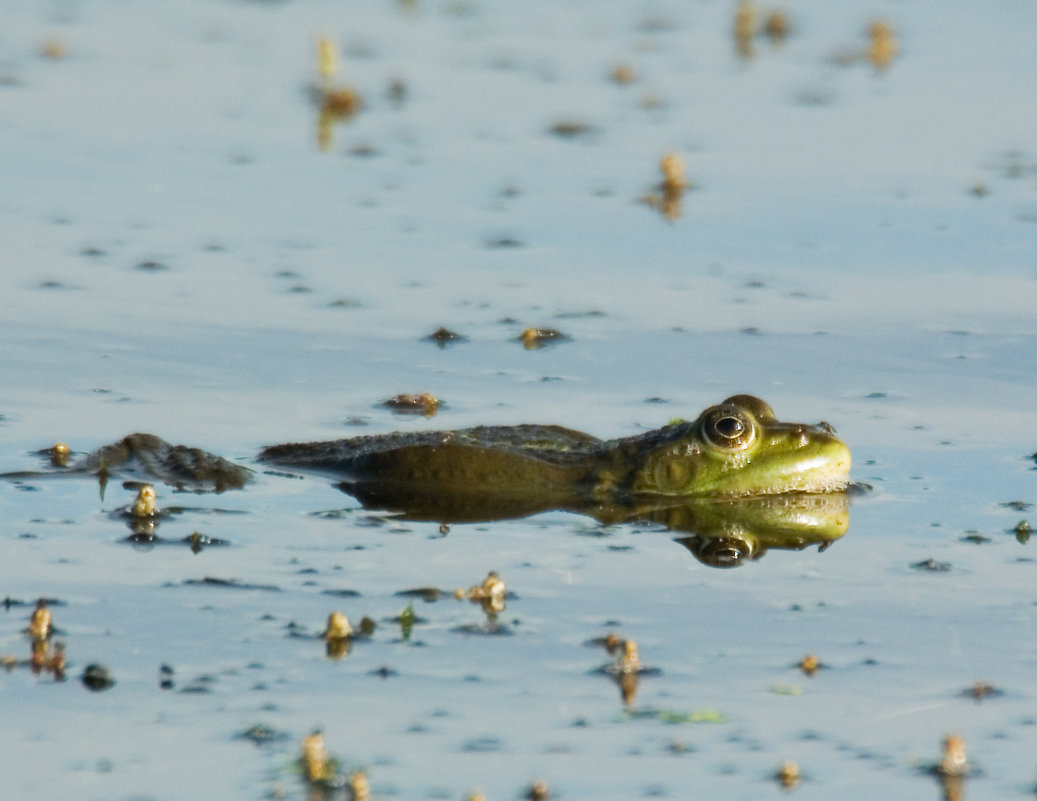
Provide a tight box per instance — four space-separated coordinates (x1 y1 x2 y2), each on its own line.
3 1 1037 799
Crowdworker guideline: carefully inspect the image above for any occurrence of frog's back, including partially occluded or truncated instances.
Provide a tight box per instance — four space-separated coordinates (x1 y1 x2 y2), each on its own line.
258 424 604 491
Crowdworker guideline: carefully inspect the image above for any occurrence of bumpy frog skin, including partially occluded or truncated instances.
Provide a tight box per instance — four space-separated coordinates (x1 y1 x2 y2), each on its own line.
259 394 851 499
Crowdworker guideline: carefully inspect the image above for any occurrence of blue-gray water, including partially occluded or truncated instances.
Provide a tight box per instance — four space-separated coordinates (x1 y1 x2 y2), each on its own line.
2 1 1036 799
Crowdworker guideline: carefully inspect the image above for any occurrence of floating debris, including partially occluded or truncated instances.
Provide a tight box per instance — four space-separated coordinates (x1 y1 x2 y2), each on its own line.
398 601 415 640
548 120 594 139
798 653 822 676
313 35 363 151
323 611 354 640
47 442 71 467
600 638 660 707
763 10 790 44
81 663 115 692
660 152 689 193
829 18 899 71
124 530 229 551
328 297 362 310
29 640 66 680
526 780 551 801
28 599 51 641
382 392 440 417
186 531 228 553
621 707 727 724
868 20 897 71
585 631 625 655
641 153 689 221
395 586 443 602
775 760 801 789
731 3 795 56
349 770 371 801
911 558 951 572
30 639 49 673
733 0 757 58
961 681 1003 701
135 259 168 272
321 588 362 599
40 38 67 60
938 733 969 777
615 640 642 674
47 642 66 680
1014 520 1030 544
300 729 337 785
314 89 360 149
317 36 339 83
518 327 568 350
610 63 636 85
238 723 290 747
2 600 67 681
457 570 507 616
424 327 467 347
322 611 354 659
131 484 158 518
181 577 281 592
615 643 642 706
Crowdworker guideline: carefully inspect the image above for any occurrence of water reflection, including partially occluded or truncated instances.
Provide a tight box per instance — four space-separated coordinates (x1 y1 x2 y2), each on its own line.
336 480 850 568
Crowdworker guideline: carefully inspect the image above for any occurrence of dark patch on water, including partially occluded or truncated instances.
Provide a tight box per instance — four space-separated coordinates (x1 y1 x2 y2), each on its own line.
134 260 168 271
910 558 951 572
484 236 524 248
238 723 291 747
424 327 467 347
180 577 282 591
80 663 115 691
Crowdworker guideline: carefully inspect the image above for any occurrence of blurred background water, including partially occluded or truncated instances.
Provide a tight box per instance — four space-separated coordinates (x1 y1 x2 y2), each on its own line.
2 1 1036 799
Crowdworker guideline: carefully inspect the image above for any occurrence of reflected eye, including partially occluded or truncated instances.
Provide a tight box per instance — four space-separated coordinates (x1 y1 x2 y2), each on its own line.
702 407 756 450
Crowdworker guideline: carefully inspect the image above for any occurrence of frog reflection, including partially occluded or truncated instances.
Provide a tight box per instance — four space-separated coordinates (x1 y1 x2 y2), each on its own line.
336 479 850 568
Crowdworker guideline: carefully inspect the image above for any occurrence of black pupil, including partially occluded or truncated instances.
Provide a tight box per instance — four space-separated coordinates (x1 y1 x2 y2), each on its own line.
715 416 743 439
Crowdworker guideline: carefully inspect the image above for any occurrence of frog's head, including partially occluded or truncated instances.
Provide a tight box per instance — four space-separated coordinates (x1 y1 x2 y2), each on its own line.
632 395 851 497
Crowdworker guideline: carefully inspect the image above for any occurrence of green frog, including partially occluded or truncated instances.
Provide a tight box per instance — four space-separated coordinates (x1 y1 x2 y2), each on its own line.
2 395 852 567
258 394 850 499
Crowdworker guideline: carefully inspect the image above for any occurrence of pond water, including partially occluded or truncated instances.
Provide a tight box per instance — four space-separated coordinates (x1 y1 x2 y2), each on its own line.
2 1 1037 799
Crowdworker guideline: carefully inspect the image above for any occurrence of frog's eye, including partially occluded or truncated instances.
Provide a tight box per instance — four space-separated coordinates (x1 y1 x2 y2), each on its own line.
702 407 756 450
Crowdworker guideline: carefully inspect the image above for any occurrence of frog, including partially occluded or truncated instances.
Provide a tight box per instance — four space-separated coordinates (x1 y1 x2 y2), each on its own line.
1 395 852 567
258 394 850 499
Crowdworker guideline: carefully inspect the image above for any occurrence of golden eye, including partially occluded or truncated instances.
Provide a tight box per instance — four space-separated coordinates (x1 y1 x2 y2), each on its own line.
702 407 756 449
